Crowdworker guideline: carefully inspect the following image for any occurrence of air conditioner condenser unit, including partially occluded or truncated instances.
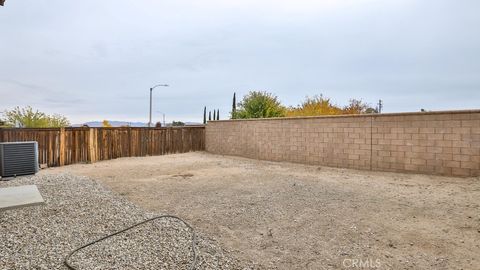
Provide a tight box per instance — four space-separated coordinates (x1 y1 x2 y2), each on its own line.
0 141 39 178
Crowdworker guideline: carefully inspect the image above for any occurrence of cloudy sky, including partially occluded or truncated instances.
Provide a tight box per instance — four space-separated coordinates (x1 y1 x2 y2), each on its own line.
1 0 479 124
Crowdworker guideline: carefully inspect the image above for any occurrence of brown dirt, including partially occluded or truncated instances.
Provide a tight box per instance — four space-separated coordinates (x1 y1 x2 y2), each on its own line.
42 152 480 270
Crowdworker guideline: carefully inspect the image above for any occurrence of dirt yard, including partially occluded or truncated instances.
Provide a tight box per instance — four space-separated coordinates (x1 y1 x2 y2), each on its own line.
43 152 480 270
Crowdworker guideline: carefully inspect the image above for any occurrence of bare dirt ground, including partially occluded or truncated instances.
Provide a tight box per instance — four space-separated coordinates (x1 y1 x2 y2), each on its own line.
43 152 480 270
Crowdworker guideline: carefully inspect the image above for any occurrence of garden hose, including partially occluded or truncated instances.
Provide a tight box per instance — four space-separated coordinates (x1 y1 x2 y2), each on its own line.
64 215 197 270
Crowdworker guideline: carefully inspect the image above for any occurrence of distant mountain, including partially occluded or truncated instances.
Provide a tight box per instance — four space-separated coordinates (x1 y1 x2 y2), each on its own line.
72 121 148 127
72 121 202 127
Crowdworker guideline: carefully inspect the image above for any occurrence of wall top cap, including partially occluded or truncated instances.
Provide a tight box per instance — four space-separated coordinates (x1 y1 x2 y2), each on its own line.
210 109 480 123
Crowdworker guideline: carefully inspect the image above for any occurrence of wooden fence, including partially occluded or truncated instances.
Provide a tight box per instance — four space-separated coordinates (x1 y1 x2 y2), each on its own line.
0 127 205 167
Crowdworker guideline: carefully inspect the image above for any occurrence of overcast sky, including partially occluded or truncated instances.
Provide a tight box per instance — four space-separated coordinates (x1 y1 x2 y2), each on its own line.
1 0 479 124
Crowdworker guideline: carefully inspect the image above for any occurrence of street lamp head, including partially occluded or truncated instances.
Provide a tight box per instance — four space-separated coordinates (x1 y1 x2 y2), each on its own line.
151 84 169 89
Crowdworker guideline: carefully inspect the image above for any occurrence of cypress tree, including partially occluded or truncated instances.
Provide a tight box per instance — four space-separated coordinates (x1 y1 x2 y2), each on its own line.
213 110 216 121
232 92 236 119
203 106 207 124
208 111 212 121
217 109 220 120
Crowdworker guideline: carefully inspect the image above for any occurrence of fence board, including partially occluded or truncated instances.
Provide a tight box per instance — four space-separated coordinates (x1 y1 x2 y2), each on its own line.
0 127 205 168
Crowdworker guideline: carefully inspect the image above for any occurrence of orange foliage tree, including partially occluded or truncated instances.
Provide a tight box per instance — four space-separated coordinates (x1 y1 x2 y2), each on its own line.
286 95 342 117
286 95 376 117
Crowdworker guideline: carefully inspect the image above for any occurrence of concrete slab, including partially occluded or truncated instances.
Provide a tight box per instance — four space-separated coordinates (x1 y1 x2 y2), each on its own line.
0 185 44 211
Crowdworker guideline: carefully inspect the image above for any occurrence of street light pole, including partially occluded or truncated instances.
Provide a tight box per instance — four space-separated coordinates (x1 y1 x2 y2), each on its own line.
149 88 153 127
148 84 169 127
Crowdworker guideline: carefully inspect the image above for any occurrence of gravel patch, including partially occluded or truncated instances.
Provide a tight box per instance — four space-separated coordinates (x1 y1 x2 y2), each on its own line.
0 174 249 269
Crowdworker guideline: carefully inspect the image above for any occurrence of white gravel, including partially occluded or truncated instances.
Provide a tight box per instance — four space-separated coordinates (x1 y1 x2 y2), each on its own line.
0 174 249 270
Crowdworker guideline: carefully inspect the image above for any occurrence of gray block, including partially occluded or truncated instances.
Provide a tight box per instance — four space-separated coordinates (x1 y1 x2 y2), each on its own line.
0 185 44 211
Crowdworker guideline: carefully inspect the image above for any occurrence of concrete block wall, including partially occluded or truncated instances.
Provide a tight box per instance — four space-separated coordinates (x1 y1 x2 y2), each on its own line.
205 110 480 177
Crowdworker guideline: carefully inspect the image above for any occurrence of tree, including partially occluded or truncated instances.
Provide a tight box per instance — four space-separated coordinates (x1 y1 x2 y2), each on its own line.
231 92 237 119
172 121 185 126
286 95 376 116
342 99 375 114
365 107 378 114
3 106 70 128
286 95 342 117
203 106 207 124
216 109 220 120
236 91 286 119
102 120 112 127
155 122 162 128
213 110 216 121
48 114 70 127
208 111 212 121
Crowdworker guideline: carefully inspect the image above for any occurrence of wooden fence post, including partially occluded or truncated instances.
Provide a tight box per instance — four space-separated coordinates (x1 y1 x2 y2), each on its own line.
128 127 132 157
59 128 66 166
87 128 97 163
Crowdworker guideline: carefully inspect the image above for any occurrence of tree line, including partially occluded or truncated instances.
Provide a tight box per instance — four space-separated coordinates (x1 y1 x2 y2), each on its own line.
0 92 381 128
229 91 379 119
203 107 220 124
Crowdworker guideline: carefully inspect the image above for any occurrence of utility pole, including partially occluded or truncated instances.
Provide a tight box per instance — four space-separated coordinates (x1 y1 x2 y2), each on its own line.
377 99 383 114
148 84 169 127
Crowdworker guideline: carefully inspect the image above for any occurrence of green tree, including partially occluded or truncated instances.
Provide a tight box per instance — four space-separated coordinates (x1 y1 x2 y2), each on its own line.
3 106 70 128
216 109 220 120
47 114 70 127
172 121 185 126
209 111 212 121
365 107 379 114
236 91 286 119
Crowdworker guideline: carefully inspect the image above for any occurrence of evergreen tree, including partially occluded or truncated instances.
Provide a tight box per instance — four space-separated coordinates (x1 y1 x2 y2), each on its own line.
217 109 220 120
231 92 236 119
213 110 216 121
208 111 212 121
203 106 207 124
